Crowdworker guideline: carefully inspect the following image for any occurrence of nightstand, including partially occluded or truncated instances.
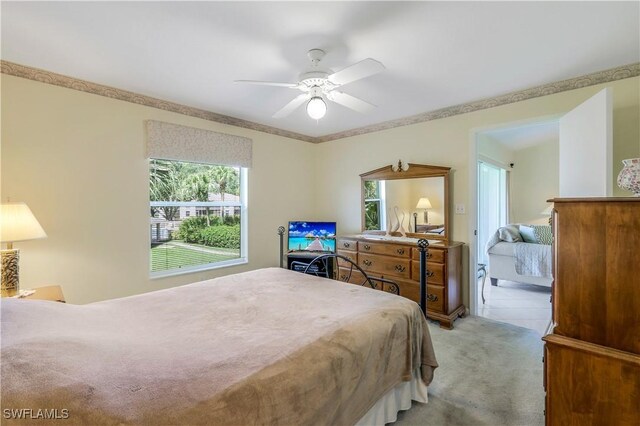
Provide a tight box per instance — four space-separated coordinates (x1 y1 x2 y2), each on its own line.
23 286 66 303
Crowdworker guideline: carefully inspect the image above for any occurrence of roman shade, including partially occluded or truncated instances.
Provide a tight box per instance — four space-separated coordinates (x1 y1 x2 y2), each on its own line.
146 120 252 167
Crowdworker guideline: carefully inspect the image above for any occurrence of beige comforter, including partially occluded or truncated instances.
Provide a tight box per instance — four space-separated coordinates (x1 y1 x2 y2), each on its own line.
1 268 437 425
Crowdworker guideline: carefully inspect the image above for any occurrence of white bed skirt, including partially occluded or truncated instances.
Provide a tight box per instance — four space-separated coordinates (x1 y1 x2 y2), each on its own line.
355 369 428 426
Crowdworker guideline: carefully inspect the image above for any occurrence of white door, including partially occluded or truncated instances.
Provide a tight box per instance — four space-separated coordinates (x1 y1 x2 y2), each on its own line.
477 161 508 266
559 88 613 196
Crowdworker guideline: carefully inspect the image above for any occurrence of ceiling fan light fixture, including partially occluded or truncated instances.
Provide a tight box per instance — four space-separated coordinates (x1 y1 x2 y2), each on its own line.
306 96 327 120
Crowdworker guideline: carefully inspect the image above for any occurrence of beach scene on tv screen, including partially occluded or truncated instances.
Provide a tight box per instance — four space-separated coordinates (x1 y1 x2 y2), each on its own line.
288 222 336 252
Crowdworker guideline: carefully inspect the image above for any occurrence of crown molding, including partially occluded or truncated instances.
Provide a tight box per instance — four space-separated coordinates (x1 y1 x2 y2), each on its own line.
0 60 315 143
316 62 640 142
2 60 638 144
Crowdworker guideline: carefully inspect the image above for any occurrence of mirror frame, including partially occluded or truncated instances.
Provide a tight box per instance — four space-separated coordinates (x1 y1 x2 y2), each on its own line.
360 162 451 241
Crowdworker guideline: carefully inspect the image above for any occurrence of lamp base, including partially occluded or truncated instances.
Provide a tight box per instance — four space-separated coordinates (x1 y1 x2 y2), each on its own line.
1 249 20 297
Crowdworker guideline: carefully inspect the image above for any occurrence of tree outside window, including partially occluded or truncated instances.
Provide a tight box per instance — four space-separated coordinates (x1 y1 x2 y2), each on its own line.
149 159 246 275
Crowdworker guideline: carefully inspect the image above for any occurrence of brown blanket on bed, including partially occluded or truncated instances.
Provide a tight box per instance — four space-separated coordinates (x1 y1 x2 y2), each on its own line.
1 268 437 425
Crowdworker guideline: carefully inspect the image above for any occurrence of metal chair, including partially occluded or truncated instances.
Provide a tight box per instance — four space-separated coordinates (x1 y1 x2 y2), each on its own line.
290 253 400 296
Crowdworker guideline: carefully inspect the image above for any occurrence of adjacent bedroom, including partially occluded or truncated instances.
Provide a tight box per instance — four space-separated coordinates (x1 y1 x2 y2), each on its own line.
476 120 559 336
1 2 639 426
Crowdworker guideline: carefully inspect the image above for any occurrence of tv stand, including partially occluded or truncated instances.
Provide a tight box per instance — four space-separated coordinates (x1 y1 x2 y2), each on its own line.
287 252 335 277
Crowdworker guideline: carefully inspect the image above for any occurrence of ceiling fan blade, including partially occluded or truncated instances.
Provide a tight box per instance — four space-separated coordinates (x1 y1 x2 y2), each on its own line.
235 80 299 88
273 94 310 118
327 91 376 114
327 58 385 86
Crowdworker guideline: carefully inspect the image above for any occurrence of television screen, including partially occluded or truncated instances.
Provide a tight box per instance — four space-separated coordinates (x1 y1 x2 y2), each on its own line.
288 221 336 253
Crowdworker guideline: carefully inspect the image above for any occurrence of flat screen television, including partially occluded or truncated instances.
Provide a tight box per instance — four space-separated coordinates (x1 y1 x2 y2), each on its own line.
288 221 337 253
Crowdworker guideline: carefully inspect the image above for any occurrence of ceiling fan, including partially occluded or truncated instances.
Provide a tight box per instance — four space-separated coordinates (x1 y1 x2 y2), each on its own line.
235 49 385 120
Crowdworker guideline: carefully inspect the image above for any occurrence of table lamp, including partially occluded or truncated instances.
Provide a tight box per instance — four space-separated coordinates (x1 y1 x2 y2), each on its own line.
416 197 432 224
1 202 47 297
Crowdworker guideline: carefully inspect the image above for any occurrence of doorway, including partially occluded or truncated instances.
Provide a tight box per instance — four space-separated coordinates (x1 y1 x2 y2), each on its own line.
473 120 558 336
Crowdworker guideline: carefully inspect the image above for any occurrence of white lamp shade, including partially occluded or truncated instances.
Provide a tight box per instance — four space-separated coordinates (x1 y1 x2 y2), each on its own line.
416 197 432 209
306 97 327 119
0 202 47 243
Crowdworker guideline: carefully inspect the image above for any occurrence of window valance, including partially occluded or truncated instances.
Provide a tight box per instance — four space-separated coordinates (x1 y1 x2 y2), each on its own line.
145 120 252 168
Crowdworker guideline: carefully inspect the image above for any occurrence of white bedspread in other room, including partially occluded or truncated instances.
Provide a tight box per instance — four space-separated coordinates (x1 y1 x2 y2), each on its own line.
514 242 552 278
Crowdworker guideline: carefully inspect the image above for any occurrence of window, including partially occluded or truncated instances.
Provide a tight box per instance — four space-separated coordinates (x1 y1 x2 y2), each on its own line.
364 180 386 230
149 159 247 276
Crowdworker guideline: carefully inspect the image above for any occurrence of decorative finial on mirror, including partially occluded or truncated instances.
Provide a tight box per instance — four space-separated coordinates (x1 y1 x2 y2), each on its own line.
391 160 409 173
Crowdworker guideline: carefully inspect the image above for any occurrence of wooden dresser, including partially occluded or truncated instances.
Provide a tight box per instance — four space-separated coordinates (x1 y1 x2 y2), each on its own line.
543 198 640 425
337 235 465 329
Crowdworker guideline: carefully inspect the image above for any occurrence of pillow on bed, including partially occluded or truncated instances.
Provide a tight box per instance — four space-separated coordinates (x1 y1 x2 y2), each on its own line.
498 225 523 242
532 225 553 245
518 225 539 243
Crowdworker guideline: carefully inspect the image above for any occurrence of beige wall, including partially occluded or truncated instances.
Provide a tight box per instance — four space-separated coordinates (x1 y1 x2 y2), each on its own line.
478 135 515 168
314 76 640 308
511 139 559 224
1 75 317 303
2 74 639 307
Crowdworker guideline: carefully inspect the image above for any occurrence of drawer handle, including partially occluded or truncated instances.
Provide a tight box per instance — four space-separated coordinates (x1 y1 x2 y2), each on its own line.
363 259 372 267
396 248 405 255
427 293 438 302
340 274 349 281
426 270 435 278
343 242 350 248
363 244 371 250
395 265 406 273
426 252 433 259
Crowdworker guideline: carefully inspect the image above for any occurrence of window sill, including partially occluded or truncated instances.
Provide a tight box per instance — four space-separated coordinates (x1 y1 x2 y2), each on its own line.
150 257 248 280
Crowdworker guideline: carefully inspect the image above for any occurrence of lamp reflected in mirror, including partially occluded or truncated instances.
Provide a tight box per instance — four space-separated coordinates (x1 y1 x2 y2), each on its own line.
416 197 432 223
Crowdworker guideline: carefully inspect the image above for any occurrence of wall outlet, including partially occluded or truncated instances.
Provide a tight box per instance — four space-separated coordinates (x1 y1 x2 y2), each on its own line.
455 203 466 214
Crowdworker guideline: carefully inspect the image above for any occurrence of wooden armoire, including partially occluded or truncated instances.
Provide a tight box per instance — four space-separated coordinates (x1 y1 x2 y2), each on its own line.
543 198 640 425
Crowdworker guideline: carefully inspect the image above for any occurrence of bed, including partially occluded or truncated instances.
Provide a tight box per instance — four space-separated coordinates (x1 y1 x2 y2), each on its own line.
1 267 437 425
485 224 553 288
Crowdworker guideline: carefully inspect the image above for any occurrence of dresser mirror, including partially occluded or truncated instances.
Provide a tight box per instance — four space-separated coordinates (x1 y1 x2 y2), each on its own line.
360 162 451 240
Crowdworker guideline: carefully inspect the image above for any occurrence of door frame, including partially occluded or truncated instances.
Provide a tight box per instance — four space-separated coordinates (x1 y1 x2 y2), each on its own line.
467 114 561 315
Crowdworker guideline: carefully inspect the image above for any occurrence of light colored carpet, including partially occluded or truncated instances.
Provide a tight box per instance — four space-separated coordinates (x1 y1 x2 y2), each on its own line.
395 316 545 426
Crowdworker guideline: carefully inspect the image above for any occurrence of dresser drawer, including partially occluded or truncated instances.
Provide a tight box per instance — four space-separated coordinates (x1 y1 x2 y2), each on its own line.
358 253 411 280
358 241 411 258
375 277 443 312
336 249 357 267
336 238 358 251
337 267 382 289
358 272 415 302
411 248 445 263
426 285 445 313
411 261 445 285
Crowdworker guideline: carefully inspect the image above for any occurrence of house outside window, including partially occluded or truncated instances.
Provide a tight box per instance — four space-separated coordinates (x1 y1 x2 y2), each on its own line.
149 159 247 276
364 180 386 230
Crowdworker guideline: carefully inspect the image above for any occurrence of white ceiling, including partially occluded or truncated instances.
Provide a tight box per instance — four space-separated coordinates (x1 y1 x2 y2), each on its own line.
2 1 638 138
483 121 560 151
